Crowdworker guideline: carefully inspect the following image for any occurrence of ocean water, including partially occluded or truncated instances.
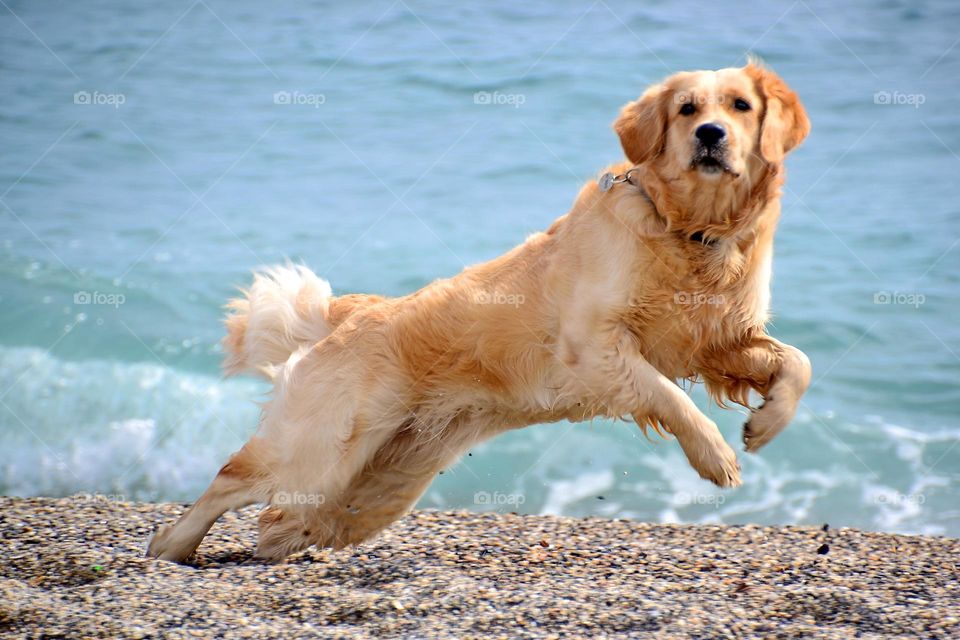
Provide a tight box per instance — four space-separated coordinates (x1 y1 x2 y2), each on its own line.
1 0 958 536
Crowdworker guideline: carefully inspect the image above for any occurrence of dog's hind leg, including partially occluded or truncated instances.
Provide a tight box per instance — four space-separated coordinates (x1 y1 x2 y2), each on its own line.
324 467 436 550
253 505 320 562
250 471 417 562
309 415 504 550
252 415 409 562
252 340 410 562
254 414 491 556
146 438 275 563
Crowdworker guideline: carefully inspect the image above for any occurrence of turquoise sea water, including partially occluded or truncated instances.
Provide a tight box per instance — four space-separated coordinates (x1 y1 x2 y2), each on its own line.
1 1 958 536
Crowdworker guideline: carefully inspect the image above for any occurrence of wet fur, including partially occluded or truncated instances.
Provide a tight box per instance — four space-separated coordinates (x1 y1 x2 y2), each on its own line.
147 61 812 563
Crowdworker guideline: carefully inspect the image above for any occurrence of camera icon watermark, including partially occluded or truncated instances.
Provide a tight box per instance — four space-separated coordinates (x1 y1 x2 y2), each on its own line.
873 91 925 108
273 91 326 108
473 91 526 108
474 490 525 506
873 291 925 308
74 291 126 308
74 91 126 109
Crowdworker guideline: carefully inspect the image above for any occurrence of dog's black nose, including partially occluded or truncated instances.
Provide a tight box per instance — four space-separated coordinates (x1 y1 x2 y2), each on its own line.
696 123 726 146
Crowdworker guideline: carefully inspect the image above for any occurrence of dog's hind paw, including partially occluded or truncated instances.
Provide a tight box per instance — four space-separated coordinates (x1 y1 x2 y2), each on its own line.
145 524 196 564
145 525 178 561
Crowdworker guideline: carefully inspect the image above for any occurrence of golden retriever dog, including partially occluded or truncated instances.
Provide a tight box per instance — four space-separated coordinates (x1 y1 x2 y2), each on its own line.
147 61 811 563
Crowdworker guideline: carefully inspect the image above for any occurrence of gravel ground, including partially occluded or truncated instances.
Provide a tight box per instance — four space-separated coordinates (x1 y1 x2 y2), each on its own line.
1 496 957 639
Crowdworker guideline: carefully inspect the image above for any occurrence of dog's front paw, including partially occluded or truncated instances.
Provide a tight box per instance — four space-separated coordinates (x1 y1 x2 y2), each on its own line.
743 394 798 453
745 345 810 453
681 426 742 488
699 439 742 488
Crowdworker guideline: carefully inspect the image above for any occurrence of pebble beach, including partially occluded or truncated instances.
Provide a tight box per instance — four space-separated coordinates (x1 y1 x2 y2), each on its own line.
1 496 957 639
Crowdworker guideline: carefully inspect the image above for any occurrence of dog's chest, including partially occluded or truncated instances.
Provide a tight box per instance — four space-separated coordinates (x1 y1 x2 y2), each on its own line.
622 262 768 376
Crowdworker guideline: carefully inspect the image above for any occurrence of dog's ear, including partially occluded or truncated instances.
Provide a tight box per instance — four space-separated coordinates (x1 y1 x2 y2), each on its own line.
745 62 810 163
613 83 670 165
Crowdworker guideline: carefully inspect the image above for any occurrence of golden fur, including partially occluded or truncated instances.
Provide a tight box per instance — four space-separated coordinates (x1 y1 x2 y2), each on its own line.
148 61 812 563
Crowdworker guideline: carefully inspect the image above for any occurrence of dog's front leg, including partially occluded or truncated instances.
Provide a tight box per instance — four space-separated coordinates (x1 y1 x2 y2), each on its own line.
578 336 741 488
697 335 812 452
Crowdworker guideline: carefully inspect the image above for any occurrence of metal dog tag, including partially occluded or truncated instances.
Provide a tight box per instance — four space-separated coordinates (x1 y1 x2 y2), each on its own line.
599 172 615 192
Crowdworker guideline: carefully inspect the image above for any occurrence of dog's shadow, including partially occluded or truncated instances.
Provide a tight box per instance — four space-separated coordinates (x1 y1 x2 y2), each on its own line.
188 549 260 567
190 548 416 588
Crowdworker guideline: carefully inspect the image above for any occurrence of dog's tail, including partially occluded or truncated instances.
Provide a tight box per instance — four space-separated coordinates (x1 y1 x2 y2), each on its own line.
222 264 335 379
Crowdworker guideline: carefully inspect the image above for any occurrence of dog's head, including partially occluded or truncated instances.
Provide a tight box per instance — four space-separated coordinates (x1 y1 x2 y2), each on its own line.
614 62 809 182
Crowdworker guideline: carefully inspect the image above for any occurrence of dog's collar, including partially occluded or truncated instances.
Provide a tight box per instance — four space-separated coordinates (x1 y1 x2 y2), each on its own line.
598 169 720 247
598 168 642 193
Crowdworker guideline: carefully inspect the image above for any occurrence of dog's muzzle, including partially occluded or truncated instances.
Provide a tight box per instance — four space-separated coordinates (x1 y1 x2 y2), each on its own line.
690 122 737 176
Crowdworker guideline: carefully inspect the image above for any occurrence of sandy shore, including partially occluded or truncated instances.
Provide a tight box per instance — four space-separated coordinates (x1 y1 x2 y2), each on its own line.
1 497 957 639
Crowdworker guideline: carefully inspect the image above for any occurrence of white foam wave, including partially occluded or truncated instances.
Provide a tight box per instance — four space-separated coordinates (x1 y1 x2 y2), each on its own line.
539 469 614 516
0 347 266 501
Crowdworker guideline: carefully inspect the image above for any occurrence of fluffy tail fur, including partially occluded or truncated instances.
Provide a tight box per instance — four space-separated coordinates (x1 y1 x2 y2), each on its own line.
222 264 335 379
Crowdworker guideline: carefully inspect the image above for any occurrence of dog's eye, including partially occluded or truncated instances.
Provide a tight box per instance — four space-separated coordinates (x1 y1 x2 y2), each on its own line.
679 103 696 116
734 98 751 112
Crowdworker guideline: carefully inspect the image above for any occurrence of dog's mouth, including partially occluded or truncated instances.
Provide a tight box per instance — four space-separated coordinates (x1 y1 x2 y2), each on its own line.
690 149 737 177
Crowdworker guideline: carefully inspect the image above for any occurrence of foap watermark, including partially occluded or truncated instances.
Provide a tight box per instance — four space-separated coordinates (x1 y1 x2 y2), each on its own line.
473 289 525 308
873 91 925 108
74 91 126 109
273 491 326 506
674 93 727 107
74 291 126 308
273 91 326 108
674 291 725 308
873 291 925 308
474 491 525 506
675 492 726 508
873 492 925 506
73 492 127 504
473 91 526 108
